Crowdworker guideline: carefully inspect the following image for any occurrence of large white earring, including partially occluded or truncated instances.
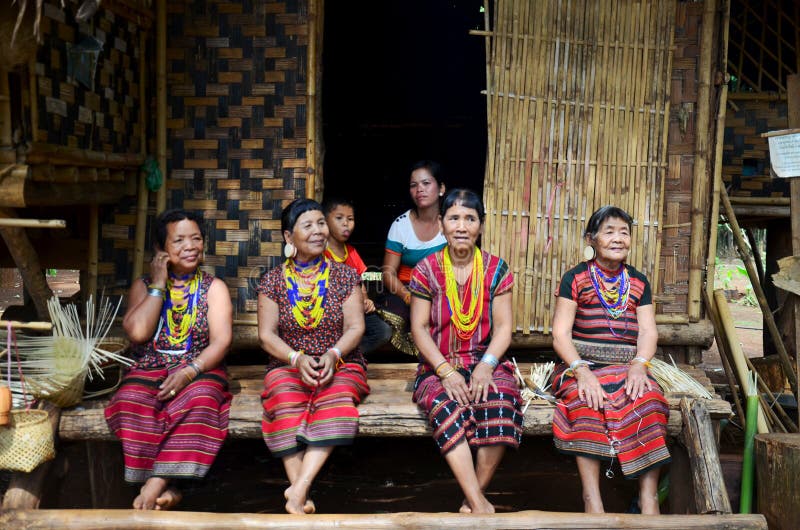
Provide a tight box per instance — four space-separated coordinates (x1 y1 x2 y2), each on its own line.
583 245 596 261
284 242 297 259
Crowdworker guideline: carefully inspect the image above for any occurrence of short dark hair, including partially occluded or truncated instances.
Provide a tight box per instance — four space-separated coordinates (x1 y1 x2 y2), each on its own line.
410 160 443 185
154 209 205 249
584 205 633 239
281 198 323 234
440 188 485 223
321 197 354 216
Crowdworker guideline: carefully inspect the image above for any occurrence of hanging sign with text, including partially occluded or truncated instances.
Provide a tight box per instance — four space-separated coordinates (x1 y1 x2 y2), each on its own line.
764 129 800 179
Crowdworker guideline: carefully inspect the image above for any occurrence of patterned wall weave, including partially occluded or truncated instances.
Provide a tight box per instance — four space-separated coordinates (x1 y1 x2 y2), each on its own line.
166 0 309 316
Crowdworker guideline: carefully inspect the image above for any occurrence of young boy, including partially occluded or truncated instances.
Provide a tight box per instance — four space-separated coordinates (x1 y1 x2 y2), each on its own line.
323 198 392 354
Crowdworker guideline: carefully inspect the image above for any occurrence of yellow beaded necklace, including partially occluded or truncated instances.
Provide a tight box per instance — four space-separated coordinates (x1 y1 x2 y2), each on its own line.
284 256 331 330
443 246 485 340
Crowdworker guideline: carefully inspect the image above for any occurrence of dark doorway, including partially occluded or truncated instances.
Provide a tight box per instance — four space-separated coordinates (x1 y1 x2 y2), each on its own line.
321 1 487 265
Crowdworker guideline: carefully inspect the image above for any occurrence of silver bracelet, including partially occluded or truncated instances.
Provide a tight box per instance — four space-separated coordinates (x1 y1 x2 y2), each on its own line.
147 287 165 298
328 347 343 359
569 359 592 372
480 353 499 369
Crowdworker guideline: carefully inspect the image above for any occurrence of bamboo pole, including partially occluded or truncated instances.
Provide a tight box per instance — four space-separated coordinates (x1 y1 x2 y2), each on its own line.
305 0 318 200
720 186 799 396
744 355 798 433
0 219 65 229
728 196 790 205
0 509 769 529
28 58 38 143
713 289 769 433
133 30 149 283
687 0 717 322
0 66 11 148
706 82 728 306
786 74 800 426
0 320 53 331
87 204 98 301
703 288 747 425
155 0 167 213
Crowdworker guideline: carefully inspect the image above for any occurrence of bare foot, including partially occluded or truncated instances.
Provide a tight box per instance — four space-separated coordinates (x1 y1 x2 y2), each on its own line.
639 494 660 515
133 477 168 510
155 487 183 510
283 484 310 515
469 496 495 515
459 498 472 513
303 499 316 514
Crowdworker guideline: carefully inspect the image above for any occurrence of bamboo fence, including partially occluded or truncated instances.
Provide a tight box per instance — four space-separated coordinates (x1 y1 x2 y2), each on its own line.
480 0 676 334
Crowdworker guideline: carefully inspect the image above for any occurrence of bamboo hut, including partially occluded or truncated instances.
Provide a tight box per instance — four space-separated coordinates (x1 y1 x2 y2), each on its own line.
0 0 785 527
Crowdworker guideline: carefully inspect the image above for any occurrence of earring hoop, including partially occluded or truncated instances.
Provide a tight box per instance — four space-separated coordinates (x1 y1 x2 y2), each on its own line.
582 245 596 261
284 242 297 259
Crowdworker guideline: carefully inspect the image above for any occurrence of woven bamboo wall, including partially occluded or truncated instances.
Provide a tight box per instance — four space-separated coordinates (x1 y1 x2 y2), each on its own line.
35 0 144 153
722 98 790 197
165 0 309 317
481 0 677 334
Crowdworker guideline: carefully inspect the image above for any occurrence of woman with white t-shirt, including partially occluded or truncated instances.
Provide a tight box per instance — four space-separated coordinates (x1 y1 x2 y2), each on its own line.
379 160 448 355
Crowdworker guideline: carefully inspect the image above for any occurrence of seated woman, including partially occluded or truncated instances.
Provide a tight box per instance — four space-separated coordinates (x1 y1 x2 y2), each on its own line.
550 205 670 514
105 209 233 510
380 160 447 355
409 188 522 514
257 198 369 515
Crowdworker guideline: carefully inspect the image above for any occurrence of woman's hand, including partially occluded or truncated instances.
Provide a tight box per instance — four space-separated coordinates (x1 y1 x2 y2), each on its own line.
296 354 322 387
575 365 607 411
469 362 497 403
315 350 339 387
625 362 653 399
441 371 471 407
364 298 376 314
149 251 170 288
157 366 195 401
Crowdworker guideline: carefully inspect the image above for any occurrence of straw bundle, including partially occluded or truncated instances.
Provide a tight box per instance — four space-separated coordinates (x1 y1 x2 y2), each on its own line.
1 296 132 408
648 357 713 399
513 359 556 412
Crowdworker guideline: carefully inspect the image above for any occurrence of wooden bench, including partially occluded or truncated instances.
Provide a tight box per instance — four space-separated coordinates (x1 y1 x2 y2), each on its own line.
58 363 732 441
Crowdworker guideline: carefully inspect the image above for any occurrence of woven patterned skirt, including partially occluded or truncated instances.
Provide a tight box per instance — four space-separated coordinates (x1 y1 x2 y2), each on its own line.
261 363 370 457
104 366 232 483
551 363 671 478
413 362 523 454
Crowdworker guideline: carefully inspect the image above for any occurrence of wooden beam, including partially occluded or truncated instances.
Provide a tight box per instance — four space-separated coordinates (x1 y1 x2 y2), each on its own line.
732 205 790 218
787 73 800 425
22 181 136 206
0 509 768 529
0 320 52 331
0 208 53 321
24 143 144 168
305 0 318 200
680 398 732 514
87 205 98 301
133 29 149 283
688 0 717 322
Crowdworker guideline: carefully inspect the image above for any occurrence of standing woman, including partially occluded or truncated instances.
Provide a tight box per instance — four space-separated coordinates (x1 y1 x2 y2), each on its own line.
380 160 448 355
409 189 523 514
257 198 369 515
550 206 670 514
105 209 233 510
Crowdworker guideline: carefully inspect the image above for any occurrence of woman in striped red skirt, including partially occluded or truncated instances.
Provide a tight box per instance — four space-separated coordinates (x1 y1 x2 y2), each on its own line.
257 199 369 515
551 206 670 514
409 189 523 515
105 209 233 510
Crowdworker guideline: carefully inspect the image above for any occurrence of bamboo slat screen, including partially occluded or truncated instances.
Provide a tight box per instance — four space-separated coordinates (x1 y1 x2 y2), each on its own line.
727 0 799 93
481 0 676 334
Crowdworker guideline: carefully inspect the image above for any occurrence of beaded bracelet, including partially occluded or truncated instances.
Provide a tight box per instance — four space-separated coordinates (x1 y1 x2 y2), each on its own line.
630 356 652 367
288 350 304 367
480 353 499 369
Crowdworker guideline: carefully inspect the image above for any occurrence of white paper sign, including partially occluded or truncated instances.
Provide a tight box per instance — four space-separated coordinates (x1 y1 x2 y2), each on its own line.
768 132 800 178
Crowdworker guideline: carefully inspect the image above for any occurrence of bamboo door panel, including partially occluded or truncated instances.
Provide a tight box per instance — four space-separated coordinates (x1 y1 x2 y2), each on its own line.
481 0 676 334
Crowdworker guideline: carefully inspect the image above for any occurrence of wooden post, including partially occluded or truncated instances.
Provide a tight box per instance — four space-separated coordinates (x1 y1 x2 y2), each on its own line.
680 398 732 514
786 74 800 423
688 0 717 322
755 433 800 530
720 186 799 397
133 30 149 282
156 0 167 213
0 66 12 149
0 208 53 321
305 0 318 200
1 403 61 510
87 204 99 301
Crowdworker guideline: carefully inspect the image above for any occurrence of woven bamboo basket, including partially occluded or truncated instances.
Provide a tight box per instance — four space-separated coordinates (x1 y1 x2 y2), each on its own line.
0 409 55 472
83 337 130 399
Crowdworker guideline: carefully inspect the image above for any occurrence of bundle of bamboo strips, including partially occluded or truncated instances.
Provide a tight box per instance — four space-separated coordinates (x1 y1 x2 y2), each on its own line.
0 296 131 408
